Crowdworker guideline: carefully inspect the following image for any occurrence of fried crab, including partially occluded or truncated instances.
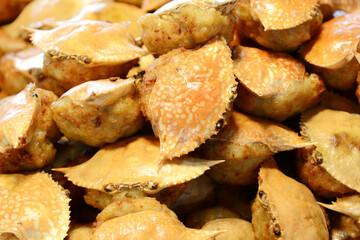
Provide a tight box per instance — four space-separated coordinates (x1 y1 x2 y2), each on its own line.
251 158 329 240
202 218 255 240
0 47 65 96
92 210 221 240
0 84 60 173
235 0 323 52
52 77 144 147
299 14 360 91
3 0 105 38
233 45 325 122
0 172 70 240
139 0 236 54
201 111 312 185
0 29 28 57
137 37 237 162
56 135 223 194
29 20 147 90
297 107 360 198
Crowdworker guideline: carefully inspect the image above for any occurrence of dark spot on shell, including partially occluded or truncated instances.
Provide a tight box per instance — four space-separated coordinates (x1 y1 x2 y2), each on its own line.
31 93 38 98
104 183 117 192
274 230 281 237
150 182 159 190
216 119 225 130
314 151 323 164
274 224 281 237
94 116 101 128
258 191 264 198
109 77 119 82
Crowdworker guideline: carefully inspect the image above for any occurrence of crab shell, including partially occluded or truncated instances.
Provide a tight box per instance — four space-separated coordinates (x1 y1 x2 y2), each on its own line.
60 2 146 38
250 0 320 30
139 37 237 162
233 46 306 98
301 107 360 193
332 0 360 14
92 210 222 240
202 218 255 240
30 20 147 67
0 84 39 152
3 0 105 38
141 0 172 11
0 172 70 239
319 194 360 224
0 29 27 56
299 14 360 70
252 158 329 239
55 135 223 194
95 197 178 227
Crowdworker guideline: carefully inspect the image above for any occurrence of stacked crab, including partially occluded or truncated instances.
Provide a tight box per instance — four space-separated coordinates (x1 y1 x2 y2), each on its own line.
0 0 360 239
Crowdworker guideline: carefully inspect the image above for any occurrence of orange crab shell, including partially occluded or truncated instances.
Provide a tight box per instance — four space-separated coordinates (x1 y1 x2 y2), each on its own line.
30 20 147 66
211 111 313 153
301 107 360 193
0 84 39 151
92 210 222 240
0 172 70 239
141 0 172 12
233 46 306 97
299 14 360 69
319 194 360 224
144 37 237 162
55 136 223 194
250 0 320 30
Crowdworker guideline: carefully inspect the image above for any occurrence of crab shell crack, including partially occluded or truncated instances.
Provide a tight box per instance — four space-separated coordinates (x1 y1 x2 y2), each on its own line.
250 0 320 30
55 136 223 194
141 37 237 162
29 20 147 67
0 172 70 240
301 107 360 193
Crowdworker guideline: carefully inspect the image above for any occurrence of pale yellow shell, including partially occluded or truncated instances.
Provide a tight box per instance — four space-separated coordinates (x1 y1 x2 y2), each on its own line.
0 172 70 240
56 136 223 194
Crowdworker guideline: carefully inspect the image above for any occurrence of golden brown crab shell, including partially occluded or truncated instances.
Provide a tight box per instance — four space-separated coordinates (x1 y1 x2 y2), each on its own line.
0 0 31 24
95 197 177 227
51 77 144 147
0 172 70 240
0 47 65 96
332 0 360 14
29 20 147 89
185 206 240 229
137 37 237 162
202 218 255 240
329 212 360 240
319 0 334 21
3 0 105 38
48 2 146 39
139 0 236 54
299 14 360 91
141 0 172 11
319 194 360 224
298 107 360 196
67 224 94 240
320 91 360 114
92 210 222 240
201 111 312 185
56 135 223 195
252 158 329 240
0 84 60 173
233 45 325 122
235 0 323 52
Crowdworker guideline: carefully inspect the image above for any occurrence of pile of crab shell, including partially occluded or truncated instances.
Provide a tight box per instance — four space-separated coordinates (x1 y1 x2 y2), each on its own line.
0 0 360 239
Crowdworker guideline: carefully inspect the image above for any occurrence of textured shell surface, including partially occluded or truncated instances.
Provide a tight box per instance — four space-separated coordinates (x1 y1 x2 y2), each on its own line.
250 0 320 30
0 172 70 240
299 14 360 69
30 20 147 66
144 37 237 162
60 77 136 106
257 159 329 239
55 136 223 194
92 210 221 240
0 84 39 151
210 111 312 153
233 46 306 97
301 107 360 193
